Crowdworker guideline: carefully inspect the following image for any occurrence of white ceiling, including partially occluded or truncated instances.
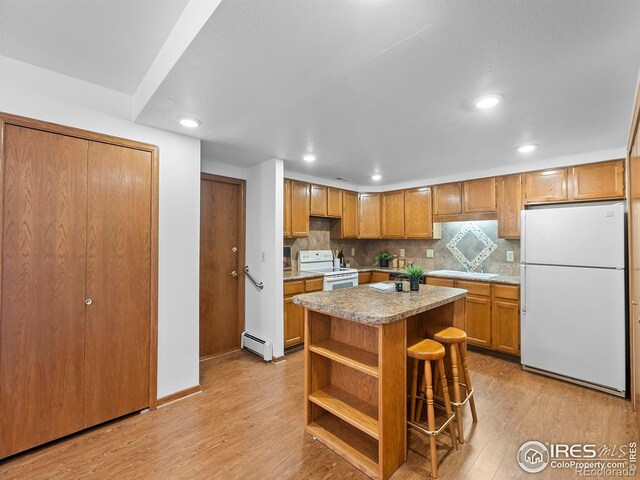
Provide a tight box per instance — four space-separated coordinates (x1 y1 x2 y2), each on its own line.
0 0 189 94
1 1 639 186
137 0 640 186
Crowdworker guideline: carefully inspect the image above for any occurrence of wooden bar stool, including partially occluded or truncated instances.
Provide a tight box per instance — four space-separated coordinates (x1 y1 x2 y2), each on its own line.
407 339 458 479
427 327 478 444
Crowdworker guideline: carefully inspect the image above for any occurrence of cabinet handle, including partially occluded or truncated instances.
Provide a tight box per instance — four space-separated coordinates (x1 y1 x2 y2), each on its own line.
229 271 238 277
85 298 93 306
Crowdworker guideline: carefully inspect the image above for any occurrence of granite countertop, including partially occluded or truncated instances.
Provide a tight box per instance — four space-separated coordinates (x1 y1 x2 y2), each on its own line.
293 284 467 325
425 271 520 285
283 270 325 281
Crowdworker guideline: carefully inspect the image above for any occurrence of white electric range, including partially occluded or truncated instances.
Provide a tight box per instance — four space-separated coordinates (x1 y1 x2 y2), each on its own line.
298 250 359 291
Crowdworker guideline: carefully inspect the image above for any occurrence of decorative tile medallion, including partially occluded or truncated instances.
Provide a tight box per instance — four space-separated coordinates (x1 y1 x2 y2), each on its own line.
446 223 498 270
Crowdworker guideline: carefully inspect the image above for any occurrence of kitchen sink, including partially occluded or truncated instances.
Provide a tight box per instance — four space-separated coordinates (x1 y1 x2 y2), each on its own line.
428 269 500 279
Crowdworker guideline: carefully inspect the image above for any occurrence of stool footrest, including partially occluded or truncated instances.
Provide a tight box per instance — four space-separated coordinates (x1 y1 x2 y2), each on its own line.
408 411 456 437
449 387 474 407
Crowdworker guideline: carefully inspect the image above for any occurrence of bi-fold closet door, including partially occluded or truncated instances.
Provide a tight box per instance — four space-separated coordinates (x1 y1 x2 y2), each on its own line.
0 123 154 458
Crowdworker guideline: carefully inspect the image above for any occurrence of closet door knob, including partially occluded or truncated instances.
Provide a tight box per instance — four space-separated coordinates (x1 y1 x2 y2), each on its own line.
85 298 93 306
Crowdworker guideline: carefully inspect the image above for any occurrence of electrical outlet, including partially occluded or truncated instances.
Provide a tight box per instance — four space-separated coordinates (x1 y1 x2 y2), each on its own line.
351 248 356 256
507 251 514 262
400 249 405 257
426 249 434 258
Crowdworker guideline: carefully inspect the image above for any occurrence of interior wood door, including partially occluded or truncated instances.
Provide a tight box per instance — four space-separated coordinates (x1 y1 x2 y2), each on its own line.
84 142 152 427
0 125 89 458
630 127 640 412
200 175 245 358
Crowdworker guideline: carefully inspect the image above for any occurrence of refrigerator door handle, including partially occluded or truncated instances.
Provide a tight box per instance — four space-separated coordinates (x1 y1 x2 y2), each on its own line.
520 264 526 314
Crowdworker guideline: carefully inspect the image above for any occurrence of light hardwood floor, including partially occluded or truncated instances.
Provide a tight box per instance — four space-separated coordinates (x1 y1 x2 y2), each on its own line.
1 350 638 479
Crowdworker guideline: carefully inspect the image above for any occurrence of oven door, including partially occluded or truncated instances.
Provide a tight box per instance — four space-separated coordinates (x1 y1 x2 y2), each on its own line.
323 275 358 291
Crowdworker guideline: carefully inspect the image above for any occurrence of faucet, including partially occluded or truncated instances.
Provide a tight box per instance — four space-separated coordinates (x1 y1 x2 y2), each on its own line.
462 260 471 273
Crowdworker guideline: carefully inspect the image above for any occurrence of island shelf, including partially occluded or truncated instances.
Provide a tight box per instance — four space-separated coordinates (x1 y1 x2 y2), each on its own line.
297 284 466 479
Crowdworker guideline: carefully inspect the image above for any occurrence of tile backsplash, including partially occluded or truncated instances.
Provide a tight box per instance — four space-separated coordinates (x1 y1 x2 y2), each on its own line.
285 219 520 276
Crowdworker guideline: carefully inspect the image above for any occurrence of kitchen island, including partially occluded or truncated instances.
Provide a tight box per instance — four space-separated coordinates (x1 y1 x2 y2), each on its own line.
293 284 467 480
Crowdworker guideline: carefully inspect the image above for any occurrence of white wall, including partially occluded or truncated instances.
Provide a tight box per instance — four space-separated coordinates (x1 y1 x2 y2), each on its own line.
245 159 285 357
0 57 201 398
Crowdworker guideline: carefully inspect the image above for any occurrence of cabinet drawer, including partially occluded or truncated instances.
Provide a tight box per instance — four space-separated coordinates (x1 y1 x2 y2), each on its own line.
305 278 324 292
493 284 519 300
455 280 491 297
284 280 305 296
426 277 455 288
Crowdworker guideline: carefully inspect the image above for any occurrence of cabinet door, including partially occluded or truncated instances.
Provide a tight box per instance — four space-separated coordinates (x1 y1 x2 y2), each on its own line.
341 191 358 238
0 126 88 458
463 178 496 213
523 169 568 203
381 190 405 238
571 160 625 200
291 181 310 237
284 296 304 347
327 188 343 217
497 174 522 238
310 184 328 216
433 183 462 216
371 272 390 282
358 193 381 238
492 298 520 355
404 187 433 238
84 142 152 427
464 294 492 348
426 277 455 288
358 271 372 284
284 179 292 237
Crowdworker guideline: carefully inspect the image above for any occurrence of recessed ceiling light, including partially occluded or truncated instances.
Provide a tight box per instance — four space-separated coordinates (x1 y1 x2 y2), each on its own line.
517 144 537 153
371 174 382 181
303 154 316 162
179 117 200 128
474 94 503 109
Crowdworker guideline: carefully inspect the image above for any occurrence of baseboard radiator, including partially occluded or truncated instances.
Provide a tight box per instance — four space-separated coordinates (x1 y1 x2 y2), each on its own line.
241 331 273 362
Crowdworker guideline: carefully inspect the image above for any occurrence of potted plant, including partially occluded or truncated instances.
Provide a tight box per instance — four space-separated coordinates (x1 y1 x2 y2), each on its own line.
374 250 393 268
404 264 425 292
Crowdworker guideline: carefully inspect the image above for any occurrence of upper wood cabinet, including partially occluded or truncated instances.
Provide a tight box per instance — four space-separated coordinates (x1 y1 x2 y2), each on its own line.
310 184 328 216
433 182 462 216
327 187 343 217
571 160 624 200
404 187 433 239
523 169 568 204
463 177 496 213
381 190 405 238
283 179 292 237
358 193 381 238
290 180 310 237
497 174 522 239
330 190 358 239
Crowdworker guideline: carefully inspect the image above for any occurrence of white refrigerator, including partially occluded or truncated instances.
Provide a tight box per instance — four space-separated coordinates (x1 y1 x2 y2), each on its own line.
521 202 626 396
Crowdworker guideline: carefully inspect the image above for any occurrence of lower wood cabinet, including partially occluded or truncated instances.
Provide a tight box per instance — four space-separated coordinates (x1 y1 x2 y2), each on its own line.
358 271 372 284
425 277 520 356
371 271 390 282
284 278 323 348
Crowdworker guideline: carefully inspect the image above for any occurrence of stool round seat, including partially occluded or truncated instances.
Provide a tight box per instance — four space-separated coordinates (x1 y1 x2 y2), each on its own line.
431 326 467 344
407 338 445 361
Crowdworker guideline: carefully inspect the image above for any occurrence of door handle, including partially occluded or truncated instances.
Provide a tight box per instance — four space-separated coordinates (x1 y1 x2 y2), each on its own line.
85 298 93 306
229 271 238 277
